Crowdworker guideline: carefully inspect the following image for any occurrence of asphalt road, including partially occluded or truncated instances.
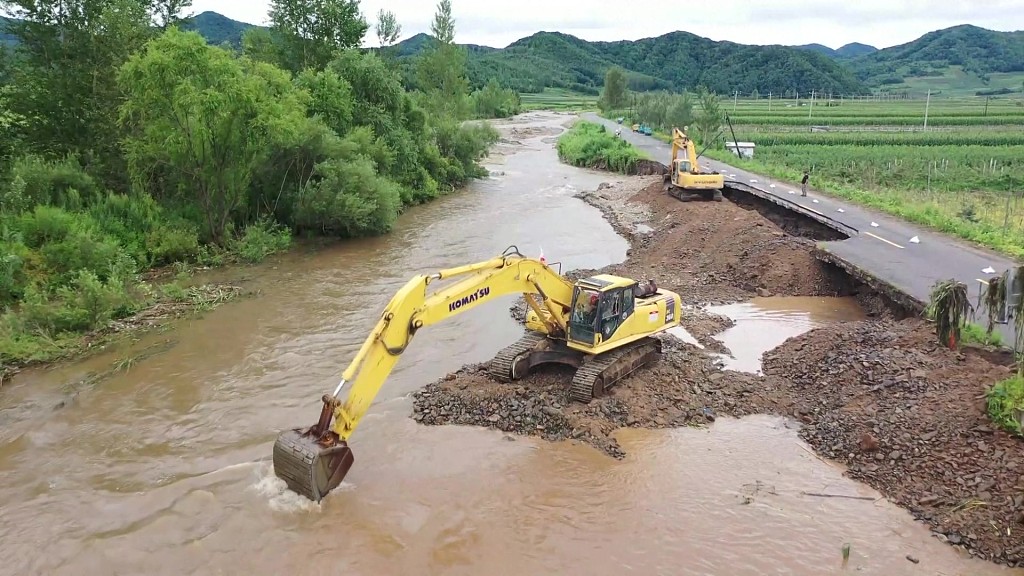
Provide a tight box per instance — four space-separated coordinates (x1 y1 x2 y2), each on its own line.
583 113 1021 345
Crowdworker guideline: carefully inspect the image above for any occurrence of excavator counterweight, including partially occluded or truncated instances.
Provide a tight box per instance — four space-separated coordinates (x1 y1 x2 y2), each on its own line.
272 246 682 502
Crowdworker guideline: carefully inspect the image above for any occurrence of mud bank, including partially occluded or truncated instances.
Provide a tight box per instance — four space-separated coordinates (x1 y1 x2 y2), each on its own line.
411 173 1024 566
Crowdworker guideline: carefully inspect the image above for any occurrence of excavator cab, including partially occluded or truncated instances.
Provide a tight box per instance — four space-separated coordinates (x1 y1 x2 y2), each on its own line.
671 158 692 187
568 285 633 345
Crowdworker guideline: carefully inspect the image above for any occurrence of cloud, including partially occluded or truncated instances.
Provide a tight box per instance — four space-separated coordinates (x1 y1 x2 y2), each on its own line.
188 0 1024 50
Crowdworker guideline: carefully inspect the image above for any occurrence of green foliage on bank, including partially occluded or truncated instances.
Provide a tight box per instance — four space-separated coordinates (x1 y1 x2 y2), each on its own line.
556 121 646 173
0 0 507 366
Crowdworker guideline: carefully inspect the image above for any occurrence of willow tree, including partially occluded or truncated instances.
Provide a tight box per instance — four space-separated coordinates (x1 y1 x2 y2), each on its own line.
117 29 307 244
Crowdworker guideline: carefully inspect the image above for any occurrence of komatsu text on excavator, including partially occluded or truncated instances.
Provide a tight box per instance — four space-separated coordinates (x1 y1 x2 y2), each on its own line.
663 127 725 202
273 246 682 502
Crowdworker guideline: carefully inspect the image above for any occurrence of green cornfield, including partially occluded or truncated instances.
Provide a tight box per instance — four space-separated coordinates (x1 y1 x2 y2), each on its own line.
727 115 1024 126
731 131 1024 146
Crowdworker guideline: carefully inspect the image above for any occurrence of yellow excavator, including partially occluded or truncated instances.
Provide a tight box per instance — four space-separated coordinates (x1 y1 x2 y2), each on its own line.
663 126 725 202
273 246 682 502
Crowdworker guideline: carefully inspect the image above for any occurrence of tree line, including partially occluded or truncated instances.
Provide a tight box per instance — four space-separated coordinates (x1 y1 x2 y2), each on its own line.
0 0 521 360
599 67 725 147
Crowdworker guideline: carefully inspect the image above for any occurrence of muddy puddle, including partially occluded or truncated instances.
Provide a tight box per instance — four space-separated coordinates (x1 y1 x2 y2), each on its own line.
0 111 1018 576
706 296 868 373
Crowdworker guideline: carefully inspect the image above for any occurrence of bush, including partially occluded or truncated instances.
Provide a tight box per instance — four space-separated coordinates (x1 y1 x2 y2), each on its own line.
3 154 100 212
471 79 521 119
986 375 1024 435
232 218 292 263
556 121 645 173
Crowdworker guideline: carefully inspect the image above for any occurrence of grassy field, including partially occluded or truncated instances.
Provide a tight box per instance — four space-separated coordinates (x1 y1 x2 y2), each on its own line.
702 96 1024 258
519 88 598 112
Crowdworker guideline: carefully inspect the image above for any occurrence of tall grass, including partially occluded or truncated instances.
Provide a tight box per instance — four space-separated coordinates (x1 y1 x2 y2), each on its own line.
556 121 646 173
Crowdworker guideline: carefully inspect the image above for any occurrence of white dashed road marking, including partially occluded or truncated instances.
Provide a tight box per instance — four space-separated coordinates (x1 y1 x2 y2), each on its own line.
864 231 905 249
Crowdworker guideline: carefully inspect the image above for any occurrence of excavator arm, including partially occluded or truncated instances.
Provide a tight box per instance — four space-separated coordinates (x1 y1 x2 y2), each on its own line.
272 246 575 502
670 127 700 172
664 126 724 199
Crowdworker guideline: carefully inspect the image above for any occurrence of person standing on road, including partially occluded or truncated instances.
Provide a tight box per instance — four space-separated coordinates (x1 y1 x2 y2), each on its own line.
801 170 809 196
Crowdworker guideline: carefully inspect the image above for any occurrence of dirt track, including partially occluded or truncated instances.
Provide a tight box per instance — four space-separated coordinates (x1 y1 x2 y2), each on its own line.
411 176 1024 566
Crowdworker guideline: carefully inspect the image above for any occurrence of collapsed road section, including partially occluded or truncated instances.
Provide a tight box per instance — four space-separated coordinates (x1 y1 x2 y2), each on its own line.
411 176 1024 567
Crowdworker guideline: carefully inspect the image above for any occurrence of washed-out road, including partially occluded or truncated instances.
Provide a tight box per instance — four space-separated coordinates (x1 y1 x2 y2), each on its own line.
584 112 1021 345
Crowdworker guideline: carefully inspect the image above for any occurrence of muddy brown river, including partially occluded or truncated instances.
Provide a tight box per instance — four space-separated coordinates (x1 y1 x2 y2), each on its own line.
0 111 1019 576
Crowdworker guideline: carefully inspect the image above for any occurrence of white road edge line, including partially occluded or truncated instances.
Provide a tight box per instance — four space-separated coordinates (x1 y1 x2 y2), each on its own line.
864 231 905 249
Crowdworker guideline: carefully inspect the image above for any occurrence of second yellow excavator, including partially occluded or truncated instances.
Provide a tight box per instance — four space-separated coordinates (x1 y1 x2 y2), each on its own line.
272 246 682 502
663 126 725 202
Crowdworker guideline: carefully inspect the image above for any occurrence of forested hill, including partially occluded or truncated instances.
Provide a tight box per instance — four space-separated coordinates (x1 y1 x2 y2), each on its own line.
796 42 878 59
846 25 1024 86
405 30 870 96
3 12 1022 96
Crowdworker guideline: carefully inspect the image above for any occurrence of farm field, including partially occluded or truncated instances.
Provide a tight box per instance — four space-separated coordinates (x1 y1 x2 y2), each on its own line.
707 97 1024 257
519 88 598 112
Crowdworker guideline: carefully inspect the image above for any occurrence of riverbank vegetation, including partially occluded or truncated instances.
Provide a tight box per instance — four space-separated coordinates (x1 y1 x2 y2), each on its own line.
556 121 646 173
0 0 512 368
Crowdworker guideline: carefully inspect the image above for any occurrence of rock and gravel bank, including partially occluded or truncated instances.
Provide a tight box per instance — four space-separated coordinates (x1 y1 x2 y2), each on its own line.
411 176 1024 566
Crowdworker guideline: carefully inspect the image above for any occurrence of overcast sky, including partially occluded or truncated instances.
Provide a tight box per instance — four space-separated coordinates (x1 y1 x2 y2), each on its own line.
189 0 1024 49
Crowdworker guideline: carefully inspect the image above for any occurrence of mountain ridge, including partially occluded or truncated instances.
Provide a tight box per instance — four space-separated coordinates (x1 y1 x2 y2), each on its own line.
2 12 1021 96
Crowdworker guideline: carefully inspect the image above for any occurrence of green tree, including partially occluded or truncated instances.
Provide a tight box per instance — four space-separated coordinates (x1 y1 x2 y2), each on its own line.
1 0 188 183
375 9 401 47
471 77 521 118
598 66 628 111
374 9 401 63
117 28 306 244
416 0 470 119
268 0 368 72
693 86 723 146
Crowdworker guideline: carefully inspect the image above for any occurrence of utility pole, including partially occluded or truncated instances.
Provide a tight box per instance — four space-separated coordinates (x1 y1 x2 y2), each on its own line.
923 89 931 131
768 91 772 112
985 96 990 117
734 90 738 112
809 90 815 118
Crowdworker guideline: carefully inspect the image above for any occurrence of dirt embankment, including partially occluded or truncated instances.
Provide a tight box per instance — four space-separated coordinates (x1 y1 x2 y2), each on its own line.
763 320 1023 564
411 177 1024 566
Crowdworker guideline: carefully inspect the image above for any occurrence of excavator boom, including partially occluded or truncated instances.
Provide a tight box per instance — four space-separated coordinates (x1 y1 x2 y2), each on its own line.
273 246 681 502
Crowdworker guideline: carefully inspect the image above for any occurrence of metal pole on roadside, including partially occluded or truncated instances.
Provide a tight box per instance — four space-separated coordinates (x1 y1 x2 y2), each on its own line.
923 89 931 131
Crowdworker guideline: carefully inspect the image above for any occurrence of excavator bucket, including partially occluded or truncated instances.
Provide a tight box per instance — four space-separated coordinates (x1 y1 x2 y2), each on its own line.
272 428 354 502
274 394 355 501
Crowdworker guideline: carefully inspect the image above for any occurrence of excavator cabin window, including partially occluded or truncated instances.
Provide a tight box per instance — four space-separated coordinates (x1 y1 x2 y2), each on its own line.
571 286 636 343
598 287 635 339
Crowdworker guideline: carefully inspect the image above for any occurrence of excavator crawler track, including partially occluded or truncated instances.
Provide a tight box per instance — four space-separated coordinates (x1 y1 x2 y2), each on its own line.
569 337 662 404
488 331 551 382
667 186 723 202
